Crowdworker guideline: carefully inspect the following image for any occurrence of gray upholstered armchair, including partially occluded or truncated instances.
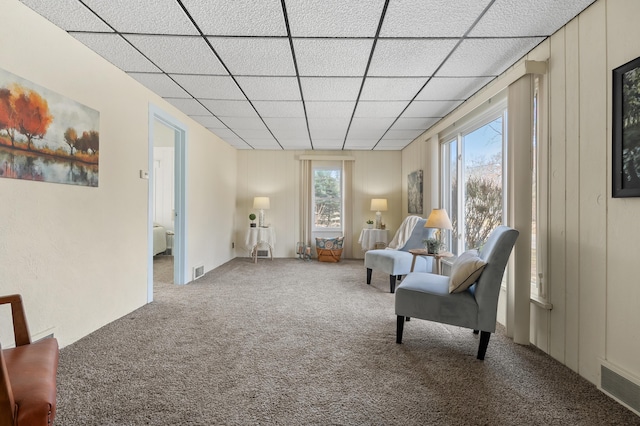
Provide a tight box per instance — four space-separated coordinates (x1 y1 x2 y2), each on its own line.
365 216 434 293
395 225 519 360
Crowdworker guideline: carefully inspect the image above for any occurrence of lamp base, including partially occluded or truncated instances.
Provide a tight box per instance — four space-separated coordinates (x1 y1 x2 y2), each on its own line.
375 211 382 229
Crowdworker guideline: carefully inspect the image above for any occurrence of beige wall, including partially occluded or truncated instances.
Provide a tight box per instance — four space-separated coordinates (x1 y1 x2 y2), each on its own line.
407 0 640 389
236 150 402 259
0 0 237 347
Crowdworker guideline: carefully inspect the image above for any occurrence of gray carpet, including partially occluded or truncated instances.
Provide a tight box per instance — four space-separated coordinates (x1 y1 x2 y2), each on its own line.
55 256 640 425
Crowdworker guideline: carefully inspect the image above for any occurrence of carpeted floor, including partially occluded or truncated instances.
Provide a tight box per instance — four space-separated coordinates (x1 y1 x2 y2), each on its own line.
55 256 640 425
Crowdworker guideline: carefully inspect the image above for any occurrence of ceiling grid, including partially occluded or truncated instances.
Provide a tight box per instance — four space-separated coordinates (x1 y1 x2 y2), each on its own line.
19 0 596 150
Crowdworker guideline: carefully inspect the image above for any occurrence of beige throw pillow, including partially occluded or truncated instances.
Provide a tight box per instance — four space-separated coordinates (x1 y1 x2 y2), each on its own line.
449 250 487 293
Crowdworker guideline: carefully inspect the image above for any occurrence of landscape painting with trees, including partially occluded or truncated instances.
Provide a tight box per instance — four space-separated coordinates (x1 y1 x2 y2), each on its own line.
0 67 99 187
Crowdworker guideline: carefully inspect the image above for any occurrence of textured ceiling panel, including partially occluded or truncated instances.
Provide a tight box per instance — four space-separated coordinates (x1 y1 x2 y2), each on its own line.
199 100 258 117
354 101 409 118
416 77 494 101
171 75 245 100
300 78 362 101
308 118 350 139
182 0 286 36
470 0 596 37
72 33 160 73
235 77 301 101
252 101 306 118
294 39 374 77
125 35 227 75
82 0 198 35
360 77 428 101
165 98 210 116
208 37 295 76
368 39 458 77
19 0 594 151
380 0 492 37
20 0 114 32
437 37 545 77
128 73 191 98
306 102 356 119
190 115 226 129
286 0 385 37
402 100 460 118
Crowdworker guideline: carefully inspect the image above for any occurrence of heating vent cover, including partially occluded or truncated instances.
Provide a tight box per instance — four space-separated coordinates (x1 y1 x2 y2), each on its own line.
193 265 204 280
600 362 640 415
256 249 269 257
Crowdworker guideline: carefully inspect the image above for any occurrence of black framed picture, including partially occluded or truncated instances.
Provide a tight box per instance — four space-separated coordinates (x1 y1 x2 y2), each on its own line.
613 56 640 197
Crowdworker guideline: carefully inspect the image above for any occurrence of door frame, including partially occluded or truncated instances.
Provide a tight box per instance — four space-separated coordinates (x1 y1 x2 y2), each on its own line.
148 104 188 302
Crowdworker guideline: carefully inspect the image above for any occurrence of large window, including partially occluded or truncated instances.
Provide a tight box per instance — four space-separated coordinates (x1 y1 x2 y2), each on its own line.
313 163 342 231
442 105 507 255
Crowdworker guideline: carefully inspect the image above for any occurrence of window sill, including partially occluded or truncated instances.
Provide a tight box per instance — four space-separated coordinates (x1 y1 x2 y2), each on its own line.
530 295 553 310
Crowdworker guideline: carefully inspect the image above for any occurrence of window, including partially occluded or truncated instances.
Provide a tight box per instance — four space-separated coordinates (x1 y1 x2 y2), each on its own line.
441 101 507 255
312 162 342 231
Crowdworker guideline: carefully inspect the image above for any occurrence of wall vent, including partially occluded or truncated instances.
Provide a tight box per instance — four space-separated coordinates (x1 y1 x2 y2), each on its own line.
599 360 640 416
256 249 269 257
193 265 205 280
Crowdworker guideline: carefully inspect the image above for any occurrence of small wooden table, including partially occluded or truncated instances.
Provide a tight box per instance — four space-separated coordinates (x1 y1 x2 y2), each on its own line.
408 249 453 275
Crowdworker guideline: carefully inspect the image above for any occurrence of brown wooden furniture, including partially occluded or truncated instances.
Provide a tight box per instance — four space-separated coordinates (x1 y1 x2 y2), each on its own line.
408 249 453 274
0 294 59 426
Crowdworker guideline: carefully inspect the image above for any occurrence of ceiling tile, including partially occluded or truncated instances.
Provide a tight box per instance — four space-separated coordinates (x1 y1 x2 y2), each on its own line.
208 37 295 76
300 78 362 101
82 0 198 34
354 101 409 117
306 102 356 119
415 77 494 101
235 76 301 101
72 33 160 73
128 73 190 97
234 128 274 139
190 115 226 129
253 101 305 118
382 129 424 140
264 118 309 139
293 39 373 77
124 35 227 75
20 0 114 32
280 139 313 150
309 118 350 140
470 0 596 37
360 77 428 101
199 100 257 117
310 140 345 150
402 100 460 118
348 118 396 139
391 117 439 130
374 139 413 150
286 0 386 37
244 138 282 149
210 128 240 140
222 117 268 130
181 0 286 36
165 98 210 115
171 75 244 100
368 39 458 77
380 0 492 37
343 139 377 150
437 37 545 77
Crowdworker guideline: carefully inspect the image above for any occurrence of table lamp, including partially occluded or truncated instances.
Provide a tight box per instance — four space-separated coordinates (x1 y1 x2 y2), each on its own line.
253 197 270 227
425 208 453 251
370 198 387 229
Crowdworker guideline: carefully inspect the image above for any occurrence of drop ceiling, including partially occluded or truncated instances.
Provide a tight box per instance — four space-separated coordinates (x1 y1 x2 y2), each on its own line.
19 0 595 151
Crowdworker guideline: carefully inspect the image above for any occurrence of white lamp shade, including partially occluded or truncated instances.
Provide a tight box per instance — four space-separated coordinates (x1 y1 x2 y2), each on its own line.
253 197 270 210
370 198 388 212
425 208 452 230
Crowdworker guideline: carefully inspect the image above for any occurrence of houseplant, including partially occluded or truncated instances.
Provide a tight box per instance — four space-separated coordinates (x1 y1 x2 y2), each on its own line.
423 237 443 254
249 213 257 227
366 219 374 229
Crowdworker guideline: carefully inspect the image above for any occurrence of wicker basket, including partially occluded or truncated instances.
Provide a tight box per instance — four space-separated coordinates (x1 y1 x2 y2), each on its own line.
317 248 343 263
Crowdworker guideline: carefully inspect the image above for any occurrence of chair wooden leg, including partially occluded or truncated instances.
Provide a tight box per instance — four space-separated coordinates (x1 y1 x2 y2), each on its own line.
477 331 491 360
473 330 479 334
390 275 397 293
366 268 372 284
396 316 405 343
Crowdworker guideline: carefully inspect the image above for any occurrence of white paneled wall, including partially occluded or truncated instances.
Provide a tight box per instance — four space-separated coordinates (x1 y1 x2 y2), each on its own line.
153 147 175 231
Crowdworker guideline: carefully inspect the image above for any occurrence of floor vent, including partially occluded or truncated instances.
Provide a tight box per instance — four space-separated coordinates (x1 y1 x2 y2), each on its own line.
193 265 205 280
600 361 640 415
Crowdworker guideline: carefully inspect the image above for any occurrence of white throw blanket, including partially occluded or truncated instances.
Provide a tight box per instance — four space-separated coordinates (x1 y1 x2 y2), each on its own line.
386 215 422 250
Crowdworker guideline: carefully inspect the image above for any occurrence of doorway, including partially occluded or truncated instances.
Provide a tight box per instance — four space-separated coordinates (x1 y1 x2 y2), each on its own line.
147 105 188 302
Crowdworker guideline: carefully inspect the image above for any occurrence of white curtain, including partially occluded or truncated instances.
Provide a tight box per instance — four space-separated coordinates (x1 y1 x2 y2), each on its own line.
342 160 353 259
